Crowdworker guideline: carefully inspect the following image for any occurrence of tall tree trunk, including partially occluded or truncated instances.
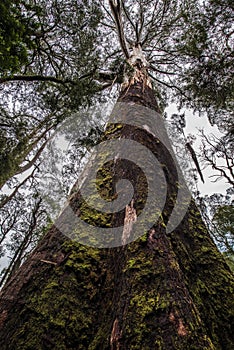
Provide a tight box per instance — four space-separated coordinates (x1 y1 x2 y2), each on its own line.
0 65 233 350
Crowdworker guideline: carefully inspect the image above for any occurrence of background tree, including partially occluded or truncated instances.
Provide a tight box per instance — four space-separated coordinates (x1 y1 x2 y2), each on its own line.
213 203 234 248
0 0 104 189
196 122 233 271
175 0 234 128
213 204 234 271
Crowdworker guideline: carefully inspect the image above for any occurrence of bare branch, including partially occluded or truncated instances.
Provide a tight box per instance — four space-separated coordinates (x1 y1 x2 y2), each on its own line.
100 0 116 23
109 0 130 59
138 0 145 43
200 131 234 186
16 131 54 176
142 0 160 46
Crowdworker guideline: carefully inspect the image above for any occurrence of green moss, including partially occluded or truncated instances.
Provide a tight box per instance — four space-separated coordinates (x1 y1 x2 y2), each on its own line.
138 231 148 243
125 254 152 271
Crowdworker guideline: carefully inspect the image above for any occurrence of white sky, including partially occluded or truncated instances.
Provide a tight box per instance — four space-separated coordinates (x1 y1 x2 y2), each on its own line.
166 103 231 196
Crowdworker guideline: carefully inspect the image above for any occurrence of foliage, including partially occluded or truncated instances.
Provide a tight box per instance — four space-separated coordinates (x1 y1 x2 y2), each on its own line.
0 0 103 189
196 191 234 271
1 0 233 187
0 0 40 74
199 128 234 186
176 0 234 127
213 204 234 253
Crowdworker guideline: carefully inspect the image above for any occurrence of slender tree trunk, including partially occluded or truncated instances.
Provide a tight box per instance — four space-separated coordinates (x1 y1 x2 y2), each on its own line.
0 115 54 190
0 198 43 288
0 64 233 350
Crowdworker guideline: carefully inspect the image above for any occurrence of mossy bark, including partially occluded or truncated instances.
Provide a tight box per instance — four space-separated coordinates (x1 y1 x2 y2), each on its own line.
0 80 233 349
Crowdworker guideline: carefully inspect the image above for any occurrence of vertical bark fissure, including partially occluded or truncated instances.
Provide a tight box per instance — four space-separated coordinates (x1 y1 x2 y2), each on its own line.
122 200 137 246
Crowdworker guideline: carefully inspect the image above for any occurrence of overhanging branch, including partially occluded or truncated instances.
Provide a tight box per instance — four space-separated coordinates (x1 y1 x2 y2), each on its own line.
0 75 73 85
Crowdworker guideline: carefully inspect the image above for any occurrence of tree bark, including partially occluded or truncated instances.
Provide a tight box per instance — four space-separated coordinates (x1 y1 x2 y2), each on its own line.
0 77 233 350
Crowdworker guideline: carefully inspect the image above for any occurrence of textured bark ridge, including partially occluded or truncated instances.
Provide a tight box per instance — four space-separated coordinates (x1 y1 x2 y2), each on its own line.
0 78 233 350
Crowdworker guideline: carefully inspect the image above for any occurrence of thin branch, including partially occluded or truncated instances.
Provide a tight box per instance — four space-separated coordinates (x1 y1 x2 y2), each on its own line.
149 73 189 99
200 131 234 186
186 142 205 183
102 49 122 64
0 169 37 209
100 21 116 30
208 164 234 185
141 0 160 46
97 82 115 91
121 0 137 32
100 0 116 23
109 0 130 59
0 69 96 86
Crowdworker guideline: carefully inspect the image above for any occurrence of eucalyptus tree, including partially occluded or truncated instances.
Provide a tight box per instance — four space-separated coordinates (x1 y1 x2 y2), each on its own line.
213 204 234 254
0 1 233 349
197 191 234 271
